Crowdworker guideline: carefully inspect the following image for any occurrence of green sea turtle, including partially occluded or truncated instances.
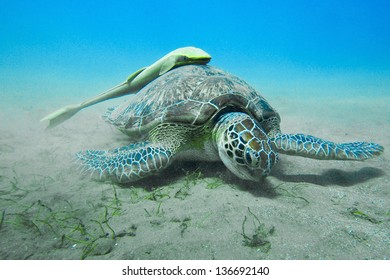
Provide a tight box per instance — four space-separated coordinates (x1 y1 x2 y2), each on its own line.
77 65 384 183
41 47 211 129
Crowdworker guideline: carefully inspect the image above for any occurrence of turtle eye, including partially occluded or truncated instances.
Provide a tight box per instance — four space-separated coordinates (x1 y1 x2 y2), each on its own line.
244 148 258 168
245 151 252 165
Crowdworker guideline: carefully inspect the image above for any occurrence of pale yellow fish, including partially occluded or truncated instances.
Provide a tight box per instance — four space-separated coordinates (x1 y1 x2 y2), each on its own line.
41 47 211 129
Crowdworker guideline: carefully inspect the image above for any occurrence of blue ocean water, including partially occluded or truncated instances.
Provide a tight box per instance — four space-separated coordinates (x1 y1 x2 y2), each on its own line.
1 0 389 106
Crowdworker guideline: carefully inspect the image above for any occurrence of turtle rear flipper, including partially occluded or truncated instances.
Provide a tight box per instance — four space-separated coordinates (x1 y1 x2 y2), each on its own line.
76 142 175 183
271 134 384 160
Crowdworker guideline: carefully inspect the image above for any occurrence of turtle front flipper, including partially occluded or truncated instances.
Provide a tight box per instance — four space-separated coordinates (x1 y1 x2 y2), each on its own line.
271 134 384 160
76 142 175 183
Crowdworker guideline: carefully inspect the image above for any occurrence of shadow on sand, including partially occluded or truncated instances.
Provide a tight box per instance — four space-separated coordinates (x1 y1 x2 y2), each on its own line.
115 161 384 200
272 166 384 187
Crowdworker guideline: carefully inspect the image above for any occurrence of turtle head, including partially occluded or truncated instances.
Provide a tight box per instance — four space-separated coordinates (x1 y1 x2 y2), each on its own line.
214 112 278 181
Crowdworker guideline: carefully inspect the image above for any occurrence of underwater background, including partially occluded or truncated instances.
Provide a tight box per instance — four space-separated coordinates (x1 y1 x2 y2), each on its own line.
1 0 389 104
0 0 389 259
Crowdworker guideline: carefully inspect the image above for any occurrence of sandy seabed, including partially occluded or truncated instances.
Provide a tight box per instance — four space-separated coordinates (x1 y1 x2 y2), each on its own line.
0 95 389 260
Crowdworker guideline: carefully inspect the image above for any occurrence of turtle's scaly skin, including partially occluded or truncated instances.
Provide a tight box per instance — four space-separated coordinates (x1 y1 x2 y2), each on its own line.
77 65 384 183
271 134 382 160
